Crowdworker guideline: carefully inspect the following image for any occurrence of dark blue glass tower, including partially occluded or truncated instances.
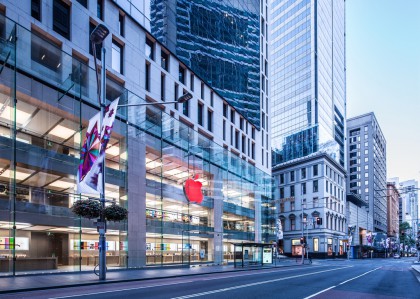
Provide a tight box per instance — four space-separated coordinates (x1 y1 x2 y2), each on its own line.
151 0 261 129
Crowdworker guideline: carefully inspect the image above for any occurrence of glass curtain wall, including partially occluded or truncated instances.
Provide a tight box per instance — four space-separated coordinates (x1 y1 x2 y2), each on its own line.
0 15 274 273
124 94 273 266
0 16 128 275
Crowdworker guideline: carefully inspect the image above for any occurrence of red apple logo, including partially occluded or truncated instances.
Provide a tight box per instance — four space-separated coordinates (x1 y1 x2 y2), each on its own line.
184 174 203 204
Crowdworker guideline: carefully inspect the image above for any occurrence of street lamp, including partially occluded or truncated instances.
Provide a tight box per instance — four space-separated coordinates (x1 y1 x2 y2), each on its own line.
118 91 193 107
90 24 192 280
91 23 110 282
301 199 305 264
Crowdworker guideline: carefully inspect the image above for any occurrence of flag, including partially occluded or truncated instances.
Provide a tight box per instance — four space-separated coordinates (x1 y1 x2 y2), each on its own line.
276 218 283 240
77 98 120 194
77 112 101 194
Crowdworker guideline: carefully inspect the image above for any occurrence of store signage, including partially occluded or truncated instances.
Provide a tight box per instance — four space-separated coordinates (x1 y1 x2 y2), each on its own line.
183 174 203 204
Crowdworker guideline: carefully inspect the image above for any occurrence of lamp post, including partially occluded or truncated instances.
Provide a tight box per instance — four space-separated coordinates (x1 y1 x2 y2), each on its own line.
90 24 192 280
91 23 110 281
301 199 305 264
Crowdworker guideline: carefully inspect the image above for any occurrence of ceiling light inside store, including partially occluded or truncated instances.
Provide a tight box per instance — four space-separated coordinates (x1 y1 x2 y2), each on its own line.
165 204 188 211
164 169 189 179
49 125 76 140
120 151 127 160
0 106 32 125
195 177 208 186
106 145 120 156
0 221 31 230
0 169 33 181
145 158 162 169
222 189 242 198
48 180 75 189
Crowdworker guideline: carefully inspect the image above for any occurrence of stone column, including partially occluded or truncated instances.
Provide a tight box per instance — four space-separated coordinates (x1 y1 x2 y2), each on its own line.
127 135 147 267
254 193 262 243
212 165 224 265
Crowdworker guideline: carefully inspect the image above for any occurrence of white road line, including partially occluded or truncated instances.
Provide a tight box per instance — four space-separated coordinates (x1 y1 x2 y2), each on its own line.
48 281 194 299
170 266 353 299
338 267 381 285
47 265 345 299
46 267 313 299
303 267 382 299
303 286 336 299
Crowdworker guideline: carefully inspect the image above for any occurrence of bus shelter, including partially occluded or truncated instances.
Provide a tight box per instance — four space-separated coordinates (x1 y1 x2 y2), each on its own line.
233 243 273 268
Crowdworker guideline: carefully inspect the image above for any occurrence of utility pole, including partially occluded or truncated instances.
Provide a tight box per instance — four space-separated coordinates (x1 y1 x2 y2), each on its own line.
301 199 305 264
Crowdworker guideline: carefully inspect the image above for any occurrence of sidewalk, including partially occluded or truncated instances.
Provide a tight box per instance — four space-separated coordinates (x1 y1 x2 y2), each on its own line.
412 262 420 283
0 259 300 294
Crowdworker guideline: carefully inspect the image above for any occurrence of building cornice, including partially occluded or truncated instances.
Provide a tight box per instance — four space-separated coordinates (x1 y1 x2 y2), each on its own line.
272 152 346 175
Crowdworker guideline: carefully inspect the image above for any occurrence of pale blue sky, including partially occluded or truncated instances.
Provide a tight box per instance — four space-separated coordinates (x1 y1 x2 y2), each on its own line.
346 0 420 182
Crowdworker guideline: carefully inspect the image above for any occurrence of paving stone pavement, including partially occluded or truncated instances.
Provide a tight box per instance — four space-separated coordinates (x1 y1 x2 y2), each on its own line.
0 259 300 294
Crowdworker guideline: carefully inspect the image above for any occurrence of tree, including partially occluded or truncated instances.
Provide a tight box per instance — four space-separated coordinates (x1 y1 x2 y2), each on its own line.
399 221 411 243
398 222 416 254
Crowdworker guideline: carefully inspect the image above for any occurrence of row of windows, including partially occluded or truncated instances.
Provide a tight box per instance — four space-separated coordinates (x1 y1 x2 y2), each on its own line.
33 0 123 44
282 215 345 232
144 29 265 166
223 103 256 140
34 0 126 75
279 164 319 184
279 180 319 198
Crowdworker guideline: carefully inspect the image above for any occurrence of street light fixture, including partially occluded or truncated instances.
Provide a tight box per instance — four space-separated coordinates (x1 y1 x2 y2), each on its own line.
90 23 110 282
90 24 193 280
118 91 193 108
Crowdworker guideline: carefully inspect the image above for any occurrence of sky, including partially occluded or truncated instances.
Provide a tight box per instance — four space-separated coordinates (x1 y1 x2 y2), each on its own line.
346 0 420 182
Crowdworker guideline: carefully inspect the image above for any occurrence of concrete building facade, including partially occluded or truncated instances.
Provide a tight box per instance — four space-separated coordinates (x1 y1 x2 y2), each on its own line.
389 178 419 239
346 112 387 233
386 182 400 237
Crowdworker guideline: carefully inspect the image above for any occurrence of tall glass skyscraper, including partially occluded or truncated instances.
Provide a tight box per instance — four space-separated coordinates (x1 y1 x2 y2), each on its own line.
270 0 347 258
270 0 346 167
150 0 262 129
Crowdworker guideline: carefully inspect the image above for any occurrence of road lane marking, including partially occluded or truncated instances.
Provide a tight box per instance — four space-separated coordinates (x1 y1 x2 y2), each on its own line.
48 281 195 299
47 265 350 299
44 265 329 298
303 267 382 299
170 266 353 299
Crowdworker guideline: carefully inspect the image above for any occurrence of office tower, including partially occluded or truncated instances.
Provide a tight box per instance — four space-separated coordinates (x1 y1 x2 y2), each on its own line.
271 0 346 168
389 178 419 238
347 113 387 233
0 0 272 275
270 0 347 258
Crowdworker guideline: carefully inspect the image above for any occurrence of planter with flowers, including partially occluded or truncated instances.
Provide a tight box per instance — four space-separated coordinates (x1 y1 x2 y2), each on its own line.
71 200 128 222
71 199 101 219
103 204 128 222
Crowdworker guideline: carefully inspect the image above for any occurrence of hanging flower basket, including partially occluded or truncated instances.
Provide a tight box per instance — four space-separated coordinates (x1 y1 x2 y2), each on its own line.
103 204 128 222
71 199 101 219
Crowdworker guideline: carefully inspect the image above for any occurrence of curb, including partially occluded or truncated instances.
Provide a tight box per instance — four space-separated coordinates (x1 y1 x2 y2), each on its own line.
0 263 302 295
412 265 420 283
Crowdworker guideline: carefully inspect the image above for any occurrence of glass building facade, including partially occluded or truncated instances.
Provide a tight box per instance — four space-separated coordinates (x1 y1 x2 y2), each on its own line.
0 14 273 275
270 0 346 167
150 0 261 129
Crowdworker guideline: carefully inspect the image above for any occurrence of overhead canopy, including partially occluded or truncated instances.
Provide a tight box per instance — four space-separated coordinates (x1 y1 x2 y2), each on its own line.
346 193 368 208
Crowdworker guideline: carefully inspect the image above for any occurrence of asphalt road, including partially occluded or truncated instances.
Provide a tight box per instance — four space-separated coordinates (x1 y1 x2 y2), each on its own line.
2 259 419 299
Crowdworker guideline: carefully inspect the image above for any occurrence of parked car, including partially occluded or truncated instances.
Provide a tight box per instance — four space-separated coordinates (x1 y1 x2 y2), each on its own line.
393 254 400 259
